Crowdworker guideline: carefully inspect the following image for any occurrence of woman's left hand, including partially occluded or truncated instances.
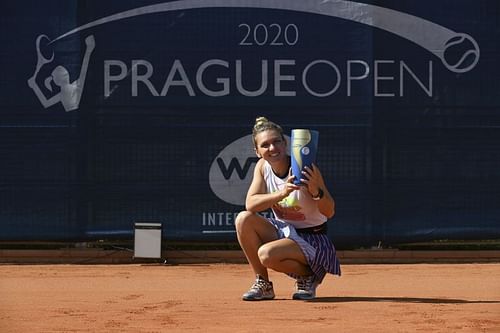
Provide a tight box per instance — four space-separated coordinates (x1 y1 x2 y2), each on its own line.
300 163 325 197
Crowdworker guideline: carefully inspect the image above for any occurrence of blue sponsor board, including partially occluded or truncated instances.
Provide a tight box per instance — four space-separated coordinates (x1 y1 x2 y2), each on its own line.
1 1 499 246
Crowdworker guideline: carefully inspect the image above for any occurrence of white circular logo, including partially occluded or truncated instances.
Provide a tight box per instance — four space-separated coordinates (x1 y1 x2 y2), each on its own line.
301 146 310 155
209 134 290 205
209 135 257 206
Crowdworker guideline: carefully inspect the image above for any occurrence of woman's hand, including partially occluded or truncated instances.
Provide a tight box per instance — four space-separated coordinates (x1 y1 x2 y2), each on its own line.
300 163 325 197
279 170 301 200
300 163 335 217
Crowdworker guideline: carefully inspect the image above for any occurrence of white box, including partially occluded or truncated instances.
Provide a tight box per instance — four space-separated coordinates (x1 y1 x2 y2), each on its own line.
134 222 162 258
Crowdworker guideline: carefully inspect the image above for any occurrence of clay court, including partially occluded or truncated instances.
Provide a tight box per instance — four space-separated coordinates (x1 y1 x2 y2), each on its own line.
1 262 499 332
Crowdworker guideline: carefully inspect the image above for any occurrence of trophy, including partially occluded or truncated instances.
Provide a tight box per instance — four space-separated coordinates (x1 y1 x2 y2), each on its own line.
291 129 319 185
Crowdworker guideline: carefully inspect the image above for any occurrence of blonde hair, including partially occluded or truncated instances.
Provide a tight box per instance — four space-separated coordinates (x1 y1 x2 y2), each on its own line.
252 116 284 147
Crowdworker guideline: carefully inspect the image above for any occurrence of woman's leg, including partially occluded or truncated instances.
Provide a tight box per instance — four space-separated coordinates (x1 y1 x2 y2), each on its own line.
235 211 279 281
259 238 317 301
257 238 312 276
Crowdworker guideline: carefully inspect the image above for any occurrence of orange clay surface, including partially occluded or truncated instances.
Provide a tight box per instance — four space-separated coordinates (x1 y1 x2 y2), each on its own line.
1 263 500 332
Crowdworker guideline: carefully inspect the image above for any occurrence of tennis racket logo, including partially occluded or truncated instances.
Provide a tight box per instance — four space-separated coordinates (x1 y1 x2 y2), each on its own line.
27 35 95 111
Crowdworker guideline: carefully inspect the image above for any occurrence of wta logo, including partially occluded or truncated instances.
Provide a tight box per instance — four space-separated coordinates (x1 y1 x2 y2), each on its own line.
209 134 290 205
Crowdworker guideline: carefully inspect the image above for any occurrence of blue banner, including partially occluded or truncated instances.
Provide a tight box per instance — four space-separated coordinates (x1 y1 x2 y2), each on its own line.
1 0 499 246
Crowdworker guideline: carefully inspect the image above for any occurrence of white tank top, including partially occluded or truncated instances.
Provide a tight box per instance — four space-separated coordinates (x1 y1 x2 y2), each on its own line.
262 160 326 228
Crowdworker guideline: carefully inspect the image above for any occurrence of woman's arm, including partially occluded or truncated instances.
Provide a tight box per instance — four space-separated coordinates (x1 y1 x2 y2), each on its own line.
301 164 335 218
316 186 335 219
245 159 299 213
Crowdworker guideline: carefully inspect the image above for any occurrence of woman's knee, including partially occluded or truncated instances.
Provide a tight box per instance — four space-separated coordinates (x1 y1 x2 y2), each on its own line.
234 211 255 232
257 244 276 268
235 212 278 245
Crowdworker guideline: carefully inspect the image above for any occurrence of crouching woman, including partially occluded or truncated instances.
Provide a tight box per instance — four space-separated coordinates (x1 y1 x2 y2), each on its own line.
235 117 341 301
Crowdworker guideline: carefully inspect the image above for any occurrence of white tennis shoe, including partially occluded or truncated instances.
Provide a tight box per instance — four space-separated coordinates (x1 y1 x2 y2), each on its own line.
242 275 275 301
292 275 318 300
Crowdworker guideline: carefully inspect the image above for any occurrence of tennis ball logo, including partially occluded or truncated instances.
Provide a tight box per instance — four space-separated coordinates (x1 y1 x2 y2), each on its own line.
442 33 480 73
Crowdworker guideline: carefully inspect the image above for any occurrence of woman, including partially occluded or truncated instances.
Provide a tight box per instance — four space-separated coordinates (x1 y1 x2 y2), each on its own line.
235 117 341 301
